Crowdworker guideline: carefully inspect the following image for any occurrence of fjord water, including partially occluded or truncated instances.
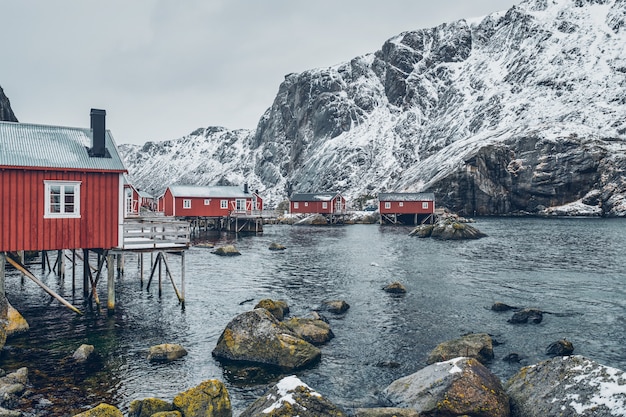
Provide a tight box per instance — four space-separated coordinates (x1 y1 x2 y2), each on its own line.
3 218 626 415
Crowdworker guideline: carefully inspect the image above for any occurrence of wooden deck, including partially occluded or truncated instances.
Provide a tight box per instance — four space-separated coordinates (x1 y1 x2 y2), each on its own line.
121 217 190 250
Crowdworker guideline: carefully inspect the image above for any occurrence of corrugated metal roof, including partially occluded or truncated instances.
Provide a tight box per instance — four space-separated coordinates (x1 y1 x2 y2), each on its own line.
169 185 251 198
378 192 435 201
290 192 341 202
0 121 126 171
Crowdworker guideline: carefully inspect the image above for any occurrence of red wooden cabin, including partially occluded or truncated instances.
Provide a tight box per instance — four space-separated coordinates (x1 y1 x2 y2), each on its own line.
0 109 127 252
378 192 435 225
124 180 141 217
289 192 346 215
161 184 263 217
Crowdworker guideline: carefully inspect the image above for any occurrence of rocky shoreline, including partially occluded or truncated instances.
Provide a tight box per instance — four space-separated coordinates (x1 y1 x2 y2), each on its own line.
3 297 622 417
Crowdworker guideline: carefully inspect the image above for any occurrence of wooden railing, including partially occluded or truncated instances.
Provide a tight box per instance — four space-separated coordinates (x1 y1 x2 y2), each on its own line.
121 218 190 250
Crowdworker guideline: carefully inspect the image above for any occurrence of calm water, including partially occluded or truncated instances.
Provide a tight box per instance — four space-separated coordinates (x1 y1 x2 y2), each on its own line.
3 218 626 416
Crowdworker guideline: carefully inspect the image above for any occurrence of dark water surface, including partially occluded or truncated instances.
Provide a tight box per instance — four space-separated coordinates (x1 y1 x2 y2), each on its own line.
3 218 626 416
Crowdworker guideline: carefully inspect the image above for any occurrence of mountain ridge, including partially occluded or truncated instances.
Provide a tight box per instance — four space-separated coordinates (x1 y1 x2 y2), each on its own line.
120 0 626 216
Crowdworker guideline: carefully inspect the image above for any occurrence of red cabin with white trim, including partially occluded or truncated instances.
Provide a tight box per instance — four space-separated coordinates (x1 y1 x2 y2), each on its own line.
0 109 127 252
162 184 263 217
378 192 435 225
289 192 346 215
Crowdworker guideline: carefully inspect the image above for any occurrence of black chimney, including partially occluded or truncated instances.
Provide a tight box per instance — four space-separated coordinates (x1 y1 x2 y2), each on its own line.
244 183 249 193
89 108 108 157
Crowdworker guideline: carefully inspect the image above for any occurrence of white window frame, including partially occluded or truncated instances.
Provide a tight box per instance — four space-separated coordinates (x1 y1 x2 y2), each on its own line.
384 202 391 209
204 199 211 205
399 202 404 207
422 202 429 209
304 202 309 207
220 200 228 209
322 202 328 209
183 199 192 209
294 202 299 209
44 180 81 218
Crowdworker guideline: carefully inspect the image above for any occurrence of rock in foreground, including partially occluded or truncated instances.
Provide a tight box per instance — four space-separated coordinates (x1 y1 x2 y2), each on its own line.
173 379 231 417
147 343 188 363
427 333 494 365
506 355 626 417
410 219 486 240
239 375 346 417
212 245 241 256
382 357 509 417
212 309 321 370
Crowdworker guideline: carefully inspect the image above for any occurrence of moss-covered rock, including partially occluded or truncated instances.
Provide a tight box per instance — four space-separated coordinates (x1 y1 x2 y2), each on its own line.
321 300 350 314
283 317 334 345
268 242 287 251
152 412 182 417
148 343 188 363
72 403 123 417
383 282 407 294
211 245 241 256
427 333 494 365
354 408 420 417
254 299 289 320
128 397 175 417
72 344 96 363
383 357 509 417
410 219 486 240
212 309 321 371
6 303 29 336
173 379 231 417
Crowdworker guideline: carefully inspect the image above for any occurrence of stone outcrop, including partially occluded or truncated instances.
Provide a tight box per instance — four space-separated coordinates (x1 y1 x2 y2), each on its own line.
508 308 543 324
321 300 350 314
427 333 494 365
382 282 406 294
6 303 28 337
239 375 346 417
268 242 287 251
72 344 96 363
545 338 574 356
505 355 626 417
0 367 29 411
172 379 231 417
410 219 487 240
354 408 420 417
0 85 17 123
212 309 321 370
382 357 509 417
147 343 188 363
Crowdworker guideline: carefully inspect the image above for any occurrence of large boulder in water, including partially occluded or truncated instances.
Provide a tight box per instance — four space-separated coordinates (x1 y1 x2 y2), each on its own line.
283 317 334 345
212 245 241 256
239 375 347 417
128 398 175 417
410 219 486 240
6 303 29 336
173 379 231 417
382 357 509 417
505 355 626 417
147 343 188 363
427 333 494 365
254 299 289 320
72 403 123 417
212 309 321 370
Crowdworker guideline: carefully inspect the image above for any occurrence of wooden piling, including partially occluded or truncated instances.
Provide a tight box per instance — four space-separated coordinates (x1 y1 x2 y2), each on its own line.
83 249 90 298
107 254 115 313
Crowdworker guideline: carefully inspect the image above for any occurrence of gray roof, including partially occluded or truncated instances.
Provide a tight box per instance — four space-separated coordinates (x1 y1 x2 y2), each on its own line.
290 192 342 202
0 121 126 172
168 185 252 198
378 192 435 201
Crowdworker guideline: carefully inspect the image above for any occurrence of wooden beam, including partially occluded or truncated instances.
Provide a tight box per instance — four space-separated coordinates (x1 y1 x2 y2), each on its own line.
5 253 82 315
107 254 115 313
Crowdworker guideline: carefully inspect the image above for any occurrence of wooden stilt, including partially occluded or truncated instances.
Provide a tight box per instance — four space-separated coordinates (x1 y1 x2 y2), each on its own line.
5 254 82 315
41 250 46 270
0 253 5 301
72 250 76 291
83 249 90 298
146 252 161 290
161 254 183 303
181 251 185 306
58 250 65 279
158 252 163 297
107 254 115 313
140 253 144 287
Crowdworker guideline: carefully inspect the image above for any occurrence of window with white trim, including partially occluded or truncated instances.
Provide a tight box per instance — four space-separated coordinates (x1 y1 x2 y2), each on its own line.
204 199 211 205
183 199 192 209
220 200 228 209
384 202 391 209
294 202 299 209
422 201 429 209
399 202 404 207
44 181 81 218
322 202 328 209
304 202 308 207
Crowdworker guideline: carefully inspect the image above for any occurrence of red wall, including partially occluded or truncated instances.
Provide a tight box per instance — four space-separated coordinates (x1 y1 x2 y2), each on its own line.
0 168 121 252
290 196 346 214
163 191 258 217
379 200 434 214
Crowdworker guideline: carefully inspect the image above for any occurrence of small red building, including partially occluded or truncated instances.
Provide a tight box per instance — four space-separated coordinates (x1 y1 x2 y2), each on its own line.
124 180 141 217
289 192 346 215
0 109 127 252
161 184 263 217
378 192 435 225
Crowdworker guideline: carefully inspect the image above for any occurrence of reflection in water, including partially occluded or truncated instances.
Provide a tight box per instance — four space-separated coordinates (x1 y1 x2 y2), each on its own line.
2 219 626 415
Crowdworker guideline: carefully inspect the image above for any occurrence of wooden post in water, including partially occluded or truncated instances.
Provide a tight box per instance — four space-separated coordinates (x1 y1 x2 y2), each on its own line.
72 250 76 292
158 252 163 297
83 249 90 298
107 253 115 313
139 253 144 286
0 253 5 300
117 254 124 276
181 251 185 305
57 250 64 278
41 251 46 271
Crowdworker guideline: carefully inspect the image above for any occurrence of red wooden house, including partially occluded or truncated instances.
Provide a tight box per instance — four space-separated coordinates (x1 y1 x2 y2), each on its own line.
124 179 141 217
289 192 346 215
161 184 263 217
0 109 127 252
378 192 435 225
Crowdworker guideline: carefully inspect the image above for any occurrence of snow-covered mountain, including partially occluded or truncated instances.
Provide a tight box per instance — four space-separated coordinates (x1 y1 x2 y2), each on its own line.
120 0 626 216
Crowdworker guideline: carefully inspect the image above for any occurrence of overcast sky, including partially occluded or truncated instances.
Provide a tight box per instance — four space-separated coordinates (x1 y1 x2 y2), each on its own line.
2 0 519 146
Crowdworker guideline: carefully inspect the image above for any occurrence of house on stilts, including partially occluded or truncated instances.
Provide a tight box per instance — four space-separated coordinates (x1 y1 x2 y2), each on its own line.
378 192 436 225
0 109 190 315
159 184 264 233
289 192 347 224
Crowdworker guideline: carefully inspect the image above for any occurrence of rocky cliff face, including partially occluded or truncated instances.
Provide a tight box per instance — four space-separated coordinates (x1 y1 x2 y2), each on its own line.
121 0 626 216
0 85 18 122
